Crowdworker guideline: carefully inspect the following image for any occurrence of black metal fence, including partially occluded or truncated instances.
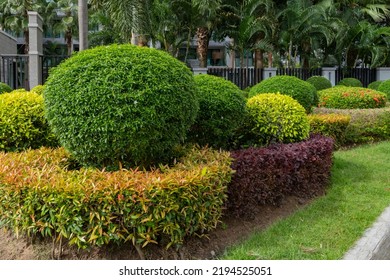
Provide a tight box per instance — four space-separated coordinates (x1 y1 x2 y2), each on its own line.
0 55 29 90
335 67 376 87
277 67 322 81
207 67 263 89
41 55 69 84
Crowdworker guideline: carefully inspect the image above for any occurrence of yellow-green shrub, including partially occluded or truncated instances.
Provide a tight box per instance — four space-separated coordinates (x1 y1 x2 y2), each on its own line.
308 114 351 147
30 85 45 95
0 146 232 250
0 91 57 151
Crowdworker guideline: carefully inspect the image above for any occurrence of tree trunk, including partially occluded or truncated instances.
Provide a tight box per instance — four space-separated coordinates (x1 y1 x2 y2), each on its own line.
78 0 88 51
196 27 210 68
65 30 73 56
268 52 273 68
254 49 263 69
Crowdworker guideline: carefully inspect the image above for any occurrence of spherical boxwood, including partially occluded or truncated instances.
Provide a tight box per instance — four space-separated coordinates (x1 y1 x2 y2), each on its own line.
44 44 199 169
248 75 316 112
337 77 363 87
377 80 390 98
0 82 12 94
318 87 387 109
188 74 246 149
306 76 332 91
246 93 310 145
368 80 383 90
30 85 45 95
0 91 57 151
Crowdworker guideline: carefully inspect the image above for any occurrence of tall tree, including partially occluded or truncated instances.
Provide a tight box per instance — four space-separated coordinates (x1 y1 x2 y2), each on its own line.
78 0 87 50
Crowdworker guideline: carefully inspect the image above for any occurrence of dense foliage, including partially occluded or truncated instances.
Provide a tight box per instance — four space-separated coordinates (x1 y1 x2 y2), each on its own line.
0 91 57 151
0 146 232 250
227 135 334 217
0 82 12 94
318 87 387 109
368 80 383 90
188 74 246 149
246 93 310 145
314 107 390 144
308 113 351 147
306 76 332 91
30 85 45 95
248 76 316 112
377 80 390 98
44 44 199 169
337 78 363 87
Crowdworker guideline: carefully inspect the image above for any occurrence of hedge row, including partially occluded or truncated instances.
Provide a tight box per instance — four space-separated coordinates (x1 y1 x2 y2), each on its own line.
313 107 390 144
0 146 233 250
227 135 334 217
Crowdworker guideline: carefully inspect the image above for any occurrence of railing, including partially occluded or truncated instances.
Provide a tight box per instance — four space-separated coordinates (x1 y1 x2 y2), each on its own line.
277 67 322 80
336 67 376 87
207 67 263 89
0 55 29 90
41 55 69 84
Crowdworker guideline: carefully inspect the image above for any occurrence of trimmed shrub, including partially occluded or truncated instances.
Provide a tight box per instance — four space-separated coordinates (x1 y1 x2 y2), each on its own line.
306 76 332 91
0 82 12 94
313 107 390 144
246 93 310 145
0 146 233 250
227 135 334 217
337 77 363 87
30 85 45 95
188 74 246 149
44 44 199 169
368 80 383 90
0 91 57 151
377 79 390 98
318 87 387 109
248 75 316 112
308 113 351 147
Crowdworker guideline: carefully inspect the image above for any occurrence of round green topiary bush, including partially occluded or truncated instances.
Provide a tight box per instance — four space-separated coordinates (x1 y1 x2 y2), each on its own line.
337 77 363 87
248 75 316 112
188 74 246 149
377 80 390 98
44 44 199 169
306 76 332 91
246 93 310 145
318 87 387 109
30 85 45 95
0 82 12 94
0 91 57 151
368 80 383 90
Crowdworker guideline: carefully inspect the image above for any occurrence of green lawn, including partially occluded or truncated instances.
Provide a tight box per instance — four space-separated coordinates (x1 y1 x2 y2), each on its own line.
223 141 390 260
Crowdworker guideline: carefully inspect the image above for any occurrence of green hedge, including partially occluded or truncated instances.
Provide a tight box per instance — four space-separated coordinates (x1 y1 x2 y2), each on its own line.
306 76 332 91
313 107 390 144
0 91 57 151
377 80 390 98
337 78 363 87
368 80 383 90
0 82 12 94
318 87 387 109
188 74 246 149
44 44 199 169
0 146 232 250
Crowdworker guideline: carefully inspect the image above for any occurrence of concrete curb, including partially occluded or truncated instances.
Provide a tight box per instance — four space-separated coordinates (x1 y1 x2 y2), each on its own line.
343 206 390 260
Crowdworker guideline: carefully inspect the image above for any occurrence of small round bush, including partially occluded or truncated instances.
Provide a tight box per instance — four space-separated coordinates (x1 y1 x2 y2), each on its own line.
318 87 387 109
377 80 390 98
248 75 316 112
0 82 12 94
0 91 57 151
246 93 310 145
368 80 383 90
30 85 45 95
44 44 199 169
306 76 332 91
337 77 363 87
188 74 246 149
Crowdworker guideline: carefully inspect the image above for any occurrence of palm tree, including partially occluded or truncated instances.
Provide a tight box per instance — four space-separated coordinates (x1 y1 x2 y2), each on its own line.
0 0 46 54
78 0 87 50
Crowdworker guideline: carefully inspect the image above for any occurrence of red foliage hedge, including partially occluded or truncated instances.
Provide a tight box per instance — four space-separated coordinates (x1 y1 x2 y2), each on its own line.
227 134 334 217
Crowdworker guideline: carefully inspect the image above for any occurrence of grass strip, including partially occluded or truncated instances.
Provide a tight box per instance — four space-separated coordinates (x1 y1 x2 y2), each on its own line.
223 141 390 259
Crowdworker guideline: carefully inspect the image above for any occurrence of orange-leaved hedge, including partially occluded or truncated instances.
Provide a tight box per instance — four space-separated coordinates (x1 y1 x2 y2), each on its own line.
0 146 233 250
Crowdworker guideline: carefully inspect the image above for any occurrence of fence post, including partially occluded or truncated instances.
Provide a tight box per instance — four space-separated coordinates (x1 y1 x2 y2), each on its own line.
322 67 337 86
376 68 390 81
28 11 43 90
262 68 277 80
192 68 208 75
